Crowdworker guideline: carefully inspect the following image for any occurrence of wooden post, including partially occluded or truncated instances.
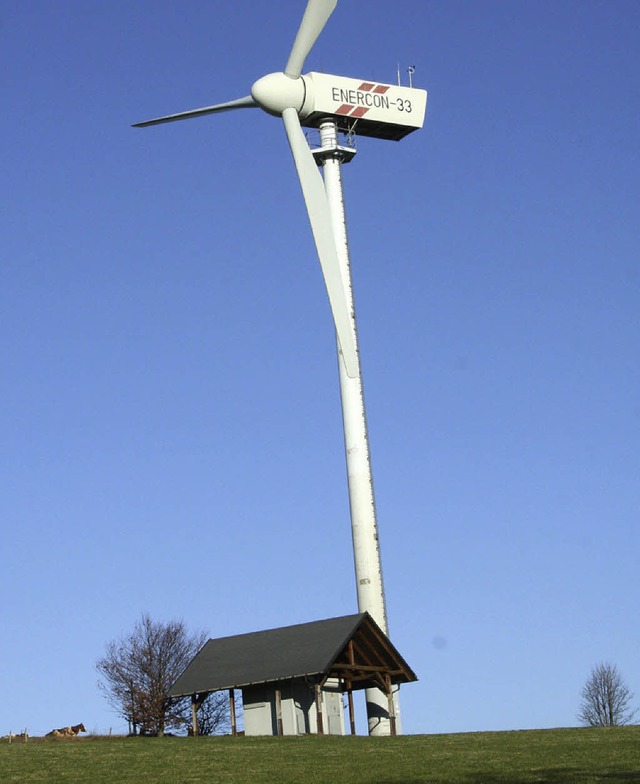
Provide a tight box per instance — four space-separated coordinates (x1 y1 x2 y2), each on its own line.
191 694 199 736
385 677 397 736
347 640 357 735
315 683 324 735
275 689 283 736
229 689 237 736
347 685 356 735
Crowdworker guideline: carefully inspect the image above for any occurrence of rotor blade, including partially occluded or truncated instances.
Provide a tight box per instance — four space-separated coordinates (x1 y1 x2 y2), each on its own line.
132 96 257 128
282 107 358 377
284 0 338 78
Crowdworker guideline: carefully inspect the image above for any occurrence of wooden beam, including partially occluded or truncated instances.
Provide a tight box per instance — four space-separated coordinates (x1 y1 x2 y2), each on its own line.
351 635 388 667
229 689 237 736
372 671 389 694
315 683 324 735
347 640 356 736
275 689 283 737
332 663 403 674
334 670 385 684
347 684 356 735
348 638 373 664
385 676 397 736
191 694 199 736
189 691 211 736
341 635 402 674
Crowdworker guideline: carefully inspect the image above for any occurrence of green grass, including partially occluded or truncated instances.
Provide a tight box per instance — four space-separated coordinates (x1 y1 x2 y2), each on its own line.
1 726 639 783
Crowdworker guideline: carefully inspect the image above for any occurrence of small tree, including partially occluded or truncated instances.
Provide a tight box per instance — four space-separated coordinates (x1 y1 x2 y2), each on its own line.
97 614 227 735
578 662 636 727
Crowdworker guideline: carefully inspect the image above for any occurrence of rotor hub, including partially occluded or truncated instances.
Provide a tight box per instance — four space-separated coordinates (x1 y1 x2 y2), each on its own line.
251 72 307 117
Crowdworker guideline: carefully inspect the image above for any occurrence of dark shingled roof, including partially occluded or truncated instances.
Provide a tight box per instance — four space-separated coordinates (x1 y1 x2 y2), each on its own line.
168 612 416 697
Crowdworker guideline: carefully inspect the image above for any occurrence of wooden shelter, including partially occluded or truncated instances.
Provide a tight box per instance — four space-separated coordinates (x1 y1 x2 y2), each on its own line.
168 612 417 736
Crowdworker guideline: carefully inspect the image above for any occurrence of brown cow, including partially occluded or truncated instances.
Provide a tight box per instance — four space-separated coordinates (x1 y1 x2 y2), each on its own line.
46 723 86 738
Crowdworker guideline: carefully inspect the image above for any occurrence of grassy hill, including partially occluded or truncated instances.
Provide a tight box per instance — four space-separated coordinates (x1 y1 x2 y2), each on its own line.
2 726 639 783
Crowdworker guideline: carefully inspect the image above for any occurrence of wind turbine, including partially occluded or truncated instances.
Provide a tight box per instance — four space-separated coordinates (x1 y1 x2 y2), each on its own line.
134 0 427 736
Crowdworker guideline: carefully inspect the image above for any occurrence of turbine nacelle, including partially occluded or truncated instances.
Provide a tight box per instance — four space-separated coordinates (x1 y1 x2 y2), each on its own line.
252 72 427 141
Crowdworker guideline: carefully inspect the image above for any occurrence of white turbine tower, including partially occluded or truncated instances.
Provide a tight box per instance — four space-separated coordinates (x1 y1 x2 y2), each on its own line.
134 0 427 736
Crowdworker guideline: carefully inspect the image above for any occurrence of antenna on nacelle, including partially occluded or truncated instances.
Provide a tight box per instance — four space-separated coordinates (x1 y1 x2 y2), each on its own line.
397 63 416 87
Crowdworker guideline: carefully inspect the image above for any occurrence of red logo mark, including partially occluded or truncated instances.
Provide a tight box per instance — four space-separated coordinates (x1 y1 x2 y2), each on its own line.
336 83 390 118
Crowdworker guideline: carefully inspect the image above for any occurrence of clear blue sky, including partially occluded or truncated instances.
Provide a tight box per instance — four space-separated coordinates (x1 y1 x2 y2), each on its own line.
2 0 638 736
